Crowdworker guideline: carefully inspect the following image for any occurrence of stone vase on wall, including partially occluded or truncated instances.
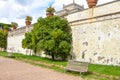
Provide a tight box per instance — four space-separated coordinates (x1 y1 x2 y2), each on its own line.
86 0 98 8
13 26 17 30
25 16 32 27
11 22 18 30
46 6 55 17
46 12 54 17
25 21 31 26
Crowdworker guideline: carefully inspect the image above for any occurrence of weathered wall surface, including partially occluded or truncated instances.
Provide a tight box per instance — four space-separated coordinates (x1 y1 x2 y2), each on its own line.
68 1 120 65
7 27 33 55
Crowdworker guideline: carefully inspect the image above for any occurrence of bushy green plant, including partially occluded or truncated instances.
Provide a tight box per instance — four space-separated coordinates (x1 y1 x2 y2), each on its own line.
0 23 12 28
22 16 72 60
3 26 9 30
46 6 55 13
25 16 32 21
22 32 33 49
11 22 18 27
0 30 7 49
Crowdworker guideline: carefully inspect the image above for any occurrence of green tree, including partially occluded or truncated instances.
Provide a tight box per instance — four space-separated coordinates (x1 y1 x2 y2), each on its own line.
22 32 32 49
0 30 7 50
22 32 34 55
22 16 72 60
0 23 11 31
3 26 9 33
0 23 12 28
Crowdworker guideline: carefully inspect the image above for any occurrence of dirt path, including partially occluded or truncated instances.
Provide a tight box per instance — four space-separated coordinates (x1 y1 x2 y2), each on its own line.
0 57 83 80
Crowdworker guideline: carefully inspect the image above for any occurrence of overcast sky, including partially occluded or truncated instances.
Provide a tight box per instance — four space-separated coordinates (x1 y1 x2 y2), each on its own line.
0 0 114 27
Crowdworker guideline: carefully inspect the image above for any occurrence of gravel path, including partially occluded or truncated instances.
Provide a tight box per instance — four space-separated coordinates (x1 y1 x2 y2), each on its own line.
0 57 83 80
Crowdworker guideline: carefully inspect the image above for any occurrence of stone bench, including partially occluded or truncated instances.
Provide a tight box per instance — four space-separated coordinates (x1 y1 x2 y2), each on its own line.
65 60 89 74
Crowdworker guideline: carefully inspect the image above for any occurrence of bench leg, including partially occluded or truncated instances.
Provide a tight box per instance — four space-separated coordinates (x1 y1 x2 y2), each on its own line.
64 69 67 73
80 72 81 75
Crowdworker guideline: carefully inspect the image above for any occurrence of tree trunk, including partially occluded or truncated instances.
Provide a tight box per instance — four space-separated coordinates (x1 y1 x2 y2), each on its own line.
52 54 55 61
30 49 32 55
62 54 66 61
33 48 37 56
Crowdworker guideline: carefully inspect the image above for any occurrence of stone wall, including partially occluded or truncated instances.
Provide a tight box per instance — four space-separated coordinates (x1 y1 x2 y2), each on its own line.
68 1 120 65
7 26 33 55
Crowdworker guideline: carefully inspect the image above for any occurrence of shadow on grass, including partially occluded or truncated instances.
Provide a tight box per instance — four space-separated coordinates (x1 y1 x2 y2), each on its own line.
65 70 92 76
7 56 16 58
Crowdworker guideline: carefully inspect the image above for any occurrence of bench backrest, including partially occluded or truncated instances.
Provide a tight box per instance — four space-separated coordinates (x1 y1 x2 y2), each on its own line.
66 60 88 72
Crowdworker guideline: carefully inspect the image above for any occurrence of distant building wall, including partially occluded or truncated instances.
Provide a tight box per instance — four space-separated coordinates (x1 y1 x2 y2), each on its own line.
7 26 33 55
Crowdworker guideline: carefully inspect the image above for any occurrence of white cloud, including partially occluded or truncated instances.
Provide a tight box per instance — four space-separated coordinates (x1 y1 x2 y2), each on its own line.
0 0 115 27
0 0 54 27
0 17 9 23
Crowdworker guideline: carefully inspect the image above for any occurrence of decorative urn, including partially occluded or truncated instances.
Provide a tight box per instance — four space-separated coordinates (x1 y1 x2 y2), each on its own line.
86 0 98 8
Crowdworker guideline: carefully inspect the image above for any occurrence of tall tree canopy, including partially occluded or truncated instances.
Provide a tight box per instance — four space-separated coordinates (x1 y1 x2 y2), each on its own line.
0 30 7 49
0 23 11 29
22 16 72 60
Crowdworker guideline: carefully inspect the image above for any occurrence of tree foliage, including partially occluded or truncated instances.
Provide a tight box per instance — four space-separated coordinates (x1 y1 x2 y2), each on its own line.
0 23 11 28
0 23 11 31
22 32 32 49
0 30 7 49
22 16 72 60
3 26 9 30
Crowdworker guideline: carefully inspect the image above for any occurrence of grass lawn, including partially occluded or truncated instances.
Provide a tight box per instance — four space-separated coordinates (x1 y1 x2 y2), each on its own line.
0 51 120 80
